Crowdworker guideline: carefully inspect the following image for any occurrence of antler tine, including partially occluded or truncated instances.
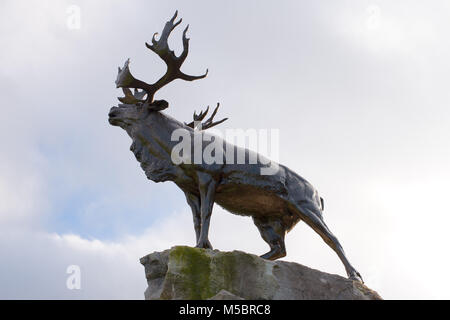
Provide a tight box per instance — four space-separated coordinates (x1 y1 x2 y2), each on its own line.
149 11 181 47
145 11 182 62
185 103 228 130
178 23 209 81
202 103 228 129
179 68 209 81
203 117 228 130
178 25 190 64
115 58 153 94
185 106 207 129
207 103 219 121
194 105 209 121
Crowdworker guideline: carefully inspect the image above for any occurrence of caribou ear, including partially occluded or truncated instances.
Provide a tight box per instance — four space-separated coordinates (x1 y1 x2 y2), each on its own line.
146 99 169 111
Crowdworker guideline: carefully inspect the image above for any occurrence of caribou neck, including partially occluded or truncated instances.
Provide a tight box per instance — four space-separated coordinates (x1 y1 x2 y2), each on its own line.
127 111 188 183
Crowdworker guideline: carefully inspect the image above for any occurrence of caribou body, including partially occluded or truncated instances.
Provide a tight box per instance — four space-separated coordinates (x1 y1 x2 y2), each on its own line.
108 11 362 281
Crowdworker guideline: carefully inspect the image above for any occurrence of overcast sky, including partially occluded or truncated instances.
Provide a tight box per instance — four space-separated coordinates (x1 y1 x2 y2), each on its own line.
1 0 449 299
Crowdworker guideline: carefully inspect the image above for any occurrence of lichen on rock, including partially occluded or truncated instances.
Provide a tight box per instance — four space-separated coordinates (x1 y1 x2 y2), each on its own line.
140 246 382 300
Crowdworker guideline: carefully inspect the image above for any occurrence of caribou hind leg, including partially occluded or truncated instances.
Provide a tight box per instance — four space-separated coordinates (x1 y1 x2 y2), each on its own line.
294 203 363 282
253 216 287 260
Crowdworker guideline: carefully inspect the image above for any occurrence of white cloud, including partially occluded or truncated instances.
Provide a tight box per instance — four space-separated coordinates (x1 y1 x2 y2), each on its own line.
2 198 449 299
1 0 450 300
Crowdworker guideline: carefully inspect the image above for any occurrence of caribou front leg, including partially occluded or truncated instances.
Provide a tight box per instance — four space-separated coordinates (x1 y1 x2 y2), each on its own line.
196 172 216 249
184 192 201 244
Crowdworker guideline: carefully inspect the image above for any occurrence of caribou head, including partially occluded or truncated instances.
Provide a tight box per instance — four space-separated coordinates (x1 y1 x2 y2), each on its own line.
108 11 226 131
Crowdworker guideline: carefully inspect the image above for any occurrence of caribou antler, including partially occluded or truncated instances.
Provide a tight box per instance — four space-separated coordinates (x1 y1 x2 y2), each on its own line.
185 103 228 130
115 11 208 107
117 88 147 104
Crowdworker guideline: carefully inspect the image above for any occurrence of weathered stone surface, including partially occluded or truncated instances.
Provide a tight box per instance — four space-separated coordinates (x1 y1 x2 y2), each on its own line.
140 246 381 300
207 289 244 300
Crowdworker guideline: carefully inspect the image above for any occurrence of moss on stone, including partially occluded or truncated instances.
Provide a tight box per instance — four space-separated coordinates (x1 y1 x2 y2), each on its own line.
164 247 278 299
216 252 238 288
168 246 214 299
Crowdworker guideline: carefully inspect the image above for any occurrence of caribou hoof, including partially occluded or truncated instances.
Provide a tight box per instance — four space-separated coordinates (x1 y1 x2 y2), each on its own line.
196 239 213 249
260 247 286 261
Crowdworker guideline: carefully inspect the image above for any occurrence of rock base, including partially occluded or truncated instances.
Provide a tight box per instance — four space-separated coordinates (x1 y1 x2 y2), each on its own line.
140 246 381 300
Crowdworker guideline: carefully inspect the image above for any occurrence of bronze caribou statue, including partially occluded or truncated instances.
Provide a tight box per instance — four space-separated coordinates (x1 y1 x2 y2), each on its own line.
108 11 363 282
